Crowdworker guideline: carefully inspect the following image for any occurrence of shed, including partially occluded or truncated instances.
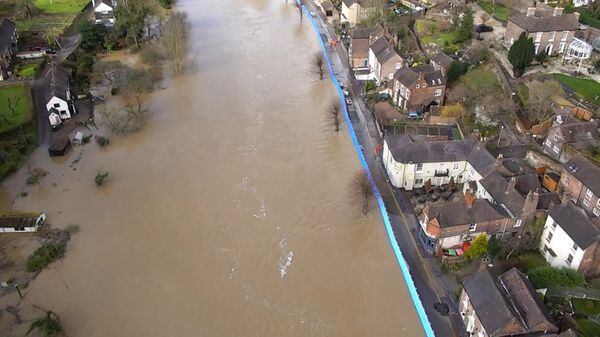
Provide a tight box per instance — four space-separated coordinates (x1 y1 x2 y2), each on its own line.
542 172 561 192
48 137 71 156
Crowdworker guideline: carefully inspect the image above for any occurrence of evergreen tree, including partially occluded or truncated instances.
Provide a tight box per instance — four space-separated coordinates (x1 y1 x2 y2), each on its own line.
457 8 474 43
508 32 535 77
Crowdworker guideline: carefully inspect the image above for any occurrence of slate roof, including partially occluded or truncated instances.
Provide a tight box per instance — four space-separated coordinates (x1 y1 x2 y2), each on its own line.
516 173 541 196
467 145 496 176
385 134 478 163
321 0 334 11
342 0 368 7
564 154 600 197
393 66 419 87
40 62 70 103
431 51 453 68
499 268 558 334
370 37 400 64
426 199 510 229
556 118 598 143
464 270 522 336
549 201 600 249
394 64 445 87
508 12 580 32
479 171 525 217
0 18 16 51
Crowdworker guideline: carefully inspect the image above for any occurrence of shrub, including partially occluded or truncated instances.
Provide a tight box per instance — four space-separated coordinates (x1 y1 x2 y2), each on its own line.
527 266 586 289
95 135 110 147
95 172 109 186
26 243 66 272
465 234 488 260
65 224 80 233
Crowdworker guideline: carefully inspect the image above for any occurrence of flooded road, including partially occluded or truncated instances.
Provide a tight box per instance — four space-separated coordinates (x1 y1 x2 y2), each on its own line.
1 0 422 336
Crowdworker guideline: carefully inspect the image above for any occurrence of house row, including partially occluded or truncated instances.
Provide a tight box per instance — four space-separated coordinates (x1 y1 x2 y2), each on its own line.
543 114 599 163
0 17 17 81
505 5 592 60
460 268 558 337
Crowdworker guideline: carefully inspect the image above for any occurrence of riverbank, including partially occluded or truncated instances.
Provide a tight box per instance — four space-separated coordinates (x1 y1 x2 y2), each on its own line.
0 1 423 335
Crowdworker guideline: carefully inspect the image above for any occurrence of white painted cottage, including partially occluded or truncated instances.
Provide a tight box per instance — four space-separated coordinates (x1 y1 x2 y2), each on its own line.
93 0 116 26
40 62 75 128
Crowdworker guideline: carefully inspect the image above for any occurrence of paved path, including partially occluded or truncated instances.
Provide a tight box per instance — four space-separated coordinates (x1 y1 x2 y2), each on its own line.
304 3 465 337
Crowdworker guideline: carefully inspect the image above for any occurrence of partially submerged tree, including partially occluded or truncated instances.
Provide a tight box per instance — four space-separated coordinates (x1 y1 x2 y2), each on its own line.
328 99 341 132
161 11 190 74
508 32 534 77
295 0 303 21
312 51 325 80
115 0 154 49
27 310 62 337
351 171 375 215
95 171 109 186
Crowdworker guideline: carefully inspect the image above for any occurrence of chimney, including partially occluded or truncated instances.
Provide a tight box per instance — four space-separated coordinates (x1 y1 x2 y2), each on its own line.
523 190 540 217
553 7 564 17
465 189 476 207
574 11 581 22
561 192 572 205
526 7 537 17
496 153 504 168
507 177 517 194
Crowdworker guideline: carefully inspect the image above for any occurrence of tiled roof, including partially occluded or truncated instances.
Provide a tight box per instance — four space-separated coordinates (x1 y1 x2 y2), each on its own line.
426 199 510 229
40 62 70 103
431 51 453 68
479 172 525 217
385 134 478 163
549 201 600 249
508 12 580 32
564 154 600 197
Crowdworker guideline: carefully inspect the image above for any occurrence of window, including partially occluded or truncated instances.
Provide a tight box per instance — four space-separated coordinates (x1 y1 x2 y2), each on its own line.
53 103 60 108
405 89 410 99
416 84 420 89
549 31 556 42
584 198 591 207
594 206 600 217
535 43 540 54
416 163 423 172
453 163 459 170
535 32 542 42
545 140 552 147
567 254 574 265
562 31 569 41
552 220 557 229
415 178 423 185
543 244 549 252
553 145 560 153
554 133 560 141
395 62 401 70
514 219 523 227
469 224 477 232
573 242 579 251
435 89 442 97
559 42 566 53
586 189 593 199
400 85 405 96
546 231 553 242
422 83 426 88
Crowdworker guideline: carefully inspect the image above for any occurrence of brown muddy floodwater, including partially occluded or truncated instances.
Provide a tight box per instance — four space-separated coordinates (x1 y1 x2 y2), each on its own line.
1 0 422 336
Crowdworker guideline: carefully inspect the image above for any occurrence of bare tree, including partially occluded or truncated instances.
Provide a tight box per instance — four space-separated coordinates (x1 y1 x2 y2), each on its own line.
92 60 129 91
161 11 190 74
6 96 27 145
328 99 341 132
527 79 564 121
351 171 375 215
295 0 303 21
312 51 325 80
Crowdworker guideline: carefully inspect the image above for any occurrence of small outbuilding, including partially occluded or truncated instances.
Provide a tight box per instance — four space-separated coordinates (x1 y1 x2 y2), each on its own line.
48 137 71 156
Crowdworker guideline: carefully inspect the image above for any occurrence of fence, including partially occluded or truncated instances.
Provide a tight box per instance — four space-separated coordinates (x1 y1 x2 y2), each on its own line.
300 3 436 337
547 286 600 301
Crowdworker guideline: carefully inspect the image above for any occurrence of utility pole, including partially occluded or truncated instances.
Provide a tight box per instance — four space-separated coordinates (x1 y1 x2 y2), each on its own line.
15 284 22 299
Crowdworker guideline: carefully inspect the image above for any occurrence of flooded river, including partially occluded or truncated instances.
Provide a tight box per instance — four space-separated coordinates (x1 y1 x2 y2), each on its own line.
1 0 422 336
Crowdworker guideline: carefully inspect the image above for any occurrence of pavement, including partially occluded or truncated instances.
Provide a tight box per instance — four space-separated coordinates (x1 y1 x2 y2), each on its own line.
304 3 465 337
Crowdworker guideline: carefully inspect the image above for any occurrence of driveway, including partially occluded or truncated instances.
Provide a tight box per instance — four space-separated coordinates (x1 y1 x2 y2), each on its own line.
469 3 506 42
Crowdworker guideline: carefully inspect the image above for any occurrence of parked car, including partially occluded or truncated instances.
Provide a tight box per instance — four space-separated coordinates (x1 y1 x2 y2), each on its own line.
345 98 353 105
342 89 350 97
408 111 422 119
310 11 317 17
475 24 493 33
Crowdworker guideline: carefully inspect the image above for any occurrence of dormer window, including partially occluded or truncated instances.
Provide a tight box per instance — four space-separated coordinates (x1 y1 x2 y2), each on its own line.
437 79 441 85
423 83 426 87
416 84 420 89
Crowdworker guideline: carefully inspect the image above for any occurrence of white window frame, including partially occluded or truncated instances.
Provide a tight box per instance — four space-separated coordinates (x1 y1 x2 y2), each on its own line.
416 163 423 172
553 145 560 153
554 133 560 141
549 31 556 42
415 178 423 185
469 224 477 232
453 163 459 170
546 231 553 242
562 31 569 41
435 89 442 97
535 32 542 42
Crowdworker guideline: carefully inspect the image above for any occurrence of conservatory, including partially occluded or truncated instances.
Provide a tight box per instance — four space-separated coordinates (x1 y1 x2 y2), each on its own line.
565 38 593 60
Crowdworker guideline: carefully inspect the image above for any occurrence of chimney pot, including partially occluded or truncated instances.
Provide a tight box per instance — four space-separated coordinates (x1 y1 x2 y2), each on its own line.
526 7 537 17
553 7 564 17
507 177 517 193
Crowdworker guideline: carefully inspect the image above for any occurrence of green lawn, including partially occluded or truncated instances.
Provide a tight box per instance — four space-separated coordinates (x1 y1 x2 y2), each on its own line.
416 19 462 52
550 73 600 105
573 298 600 316
33 0 88 14
0 84 32 134
576 319 600 337
17 63 39 78
16 13 76 32
478 0 509 21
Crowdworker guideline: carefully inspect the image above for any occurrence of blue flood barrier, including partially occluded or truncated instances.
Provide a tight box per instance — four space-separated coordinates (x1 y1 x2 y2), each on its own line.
299 3 436 337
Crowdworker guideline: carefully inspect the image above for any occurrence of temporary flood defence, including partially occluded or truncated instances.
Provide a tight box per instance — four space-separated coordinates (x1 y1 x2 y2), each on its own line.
299 3 436 337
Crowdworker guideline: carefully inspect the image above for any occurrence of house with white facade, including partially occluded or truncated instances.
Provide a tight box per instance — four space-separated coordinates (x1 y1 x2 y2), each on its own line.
367 36 403 86
460 268 558 337
39 62 76 128
382 134 496 190
93 0 116 26
341 0 370 27
540 201 600 277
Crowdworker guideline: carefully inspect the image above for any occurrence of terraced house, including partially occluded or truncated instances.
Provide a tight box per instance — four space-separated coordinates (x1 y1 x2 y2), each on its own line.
367 36 403 85
505 6 580 55
391 64 446 114
559 154 600 217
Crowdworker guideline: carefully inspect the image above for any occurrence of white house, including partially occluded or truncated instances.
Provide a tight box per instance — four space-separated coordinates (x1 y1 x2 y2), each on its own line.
93 0 116 26
341 0 369 27
382 134 496 190
540 201 600 276
40 62 76 128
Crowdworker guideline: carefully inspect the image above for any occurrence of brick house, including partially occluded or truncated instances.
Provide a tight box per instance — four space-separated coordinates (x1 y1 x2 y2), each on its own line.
419 196 525 254
430 51 453 77
505 6 580 55
368 36 404 85
543 115 598 163
391 64 446 114
559 154 600 217
540 201 600 277
0 18 17 81
349 26 384 71
460 268 558 336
